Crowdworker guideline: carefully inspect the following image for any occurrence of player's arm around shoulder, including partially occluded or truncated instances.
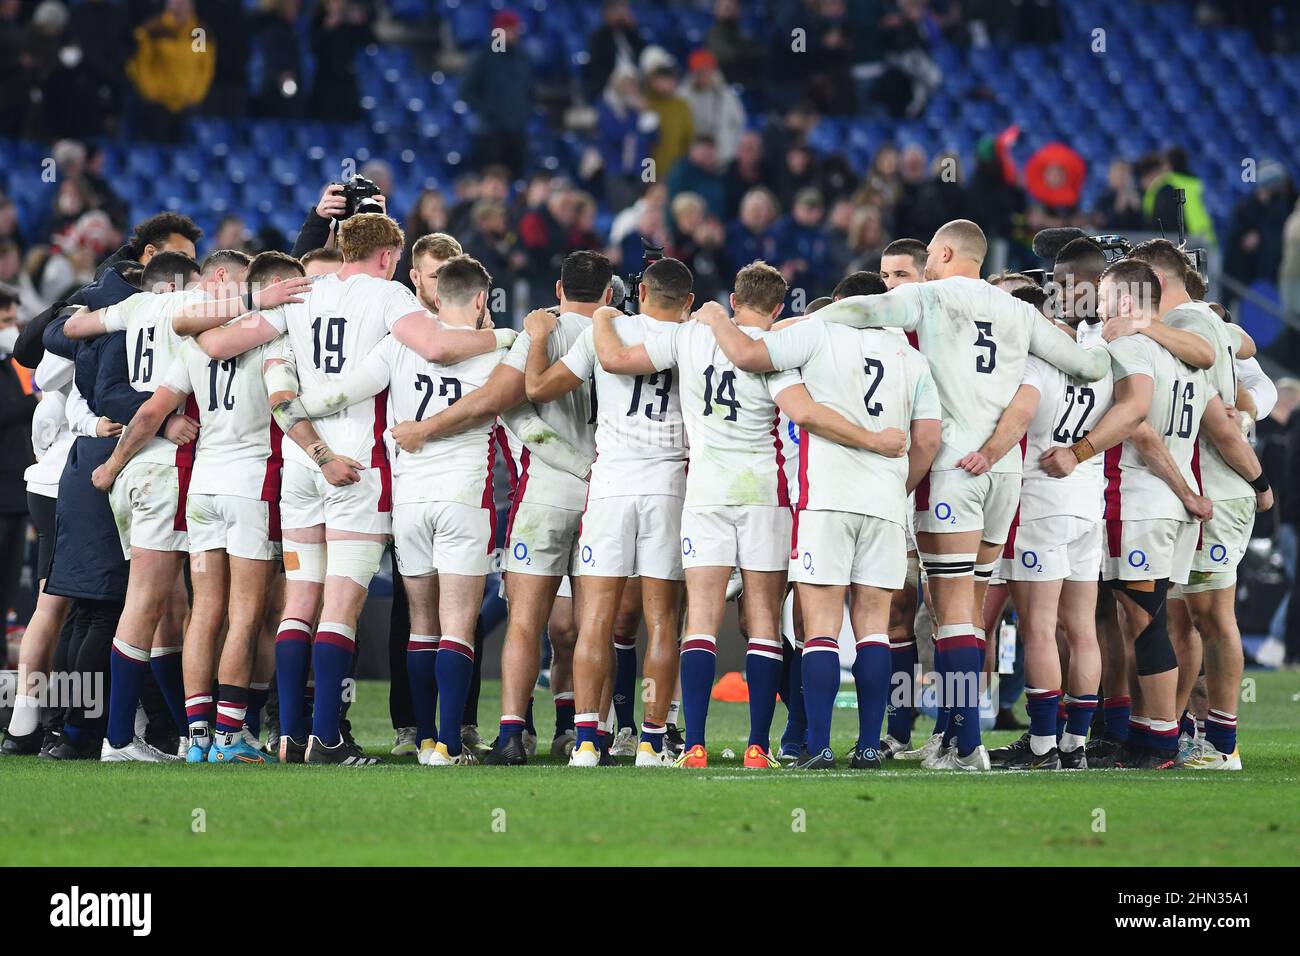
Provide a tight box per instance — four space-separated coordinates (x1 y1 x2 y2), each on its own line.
702 301 776 372
593 305 659 375
525 310 586 403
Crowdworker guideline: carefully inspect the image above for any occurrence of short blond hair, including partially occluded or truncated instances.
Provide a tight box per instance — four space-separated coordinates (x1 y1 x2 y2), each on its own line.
412 232 462 265
733 260 787 313
339 213 405 262
934 218 987 265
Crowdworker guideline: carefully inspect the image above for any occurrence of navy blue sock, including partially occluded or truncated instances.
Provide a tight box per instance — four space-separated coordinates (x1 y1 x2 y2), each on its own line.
745 638 783 751
679 634 717 749
852 636 891 752
246 682 269 738
1205 709 1237 754
274 619 312 741
1179 709 1197 740
574 711 599 748
554 693 575 735
1103 696 1131 741
800 638 840 754
1148 718 1179 754
309 622 356 746
613 639 637 730
1064 694 1098 738
107 639 150 748
780 639 807 751
434 636 475 756
148 647 185 734
932 645 950 739
407 634 439 743
1056 699 1068 738
499 714 525 739
1026 687 1060 743
936 627 982 756
886 639 918 744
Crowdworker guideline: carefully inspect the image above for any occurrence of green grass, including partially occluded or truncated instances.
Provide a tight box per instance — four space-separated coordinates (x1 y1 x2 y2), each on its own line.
3 671 1298 866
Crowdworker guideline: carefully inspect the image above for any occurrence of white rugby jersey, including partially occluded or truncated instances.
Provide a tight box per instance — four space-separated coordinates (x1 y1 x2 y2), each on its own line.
817 276 1109 475
333 336 506 507
102 289 205 467
159 338 281 501
643 322 800 509
1105 334 1217 522
262 273 424 472
1166 304 1252 502
1018 321 1112 522
499 313 596 512
764 318 939 525
560 314 688 500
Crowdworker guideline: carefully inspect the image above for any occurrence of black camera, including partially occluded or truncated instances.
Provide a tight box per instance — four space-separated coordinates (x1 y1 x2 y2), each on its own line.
340 175 384 219
618 236 664 315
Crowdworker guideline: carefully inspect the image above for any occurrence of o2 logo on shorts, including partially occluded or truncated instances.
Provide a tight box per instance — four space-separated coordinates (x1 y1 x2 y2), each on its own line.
580 544 595 567
512 541 531 566
1127 549 1149 572
801 551 815 576
1020 550 1042 573
681 537 695 557
1209 543 1228 565
934 502 956 526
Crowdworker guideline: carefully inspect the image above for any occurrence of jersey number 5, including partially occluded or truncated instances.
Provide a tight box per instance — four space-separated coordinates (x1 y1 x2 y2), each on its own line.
974 321 996 374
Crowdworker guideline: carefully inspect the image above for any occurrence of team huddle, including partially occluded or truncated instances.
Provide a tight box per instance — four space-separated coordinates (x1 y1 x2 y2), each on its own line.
11 208 1273 773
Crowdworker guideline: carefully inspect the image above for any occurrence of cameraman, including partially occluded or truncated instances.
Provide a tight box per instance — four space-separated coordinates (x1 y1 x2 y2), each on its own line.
290 182 387 258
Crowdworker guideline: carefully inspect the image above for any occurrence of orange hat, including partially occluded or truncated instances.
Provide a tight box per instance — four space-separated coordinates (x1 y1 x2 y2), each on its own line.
688 48 718 73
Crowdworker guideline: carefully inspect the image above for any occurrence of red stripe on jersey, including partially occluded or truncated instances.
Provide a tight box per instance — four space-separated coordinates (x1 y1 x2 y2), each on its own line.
770 414 790 508
1190 428 1203 494
915 472 931 512
173 465 192 532
906 331 919 350
796 426 810 510
496 425 519 493
1102 445 1123 521
1105 519 1122 559
262 422 284 542
1003 503 1021 560
482 430 498 554
371 388 392 513
505 449 530 543
175 395 200 471
789 506 801 560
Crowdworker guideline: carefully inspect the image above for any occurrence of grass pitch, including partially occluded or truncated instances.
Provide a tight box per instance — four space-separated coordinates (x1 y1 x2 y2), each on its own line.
3 672 1298 866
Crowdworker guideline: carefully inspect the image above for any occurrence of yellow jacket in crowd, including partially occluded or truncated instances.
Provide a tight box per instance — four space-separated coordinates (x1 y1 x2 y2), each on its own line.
126 10 215 113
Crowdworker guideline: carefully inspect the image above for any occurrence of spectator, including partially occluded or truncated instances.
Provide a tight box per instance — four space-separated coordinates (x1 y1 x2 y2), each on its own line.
1258 379 1300 658
678 49 746 166
706 0 763 91
804 0 859 115
0 0 26 136
855 143 903 211
585 0 646 102
0 284 35 621
210 215 250 254
668 193 727 303
462 9 534 176
197 0 250 116
597 65 660 213
892 144 932 240
844 202 887 274
877 0 944 118
640 46 693 181
1225 159 1294 285
726 186 780 273
773 143 820 211
775 187 833 299
1143 146 1216 245
1279 195 1300 338
517 181 577 310
252 0 307 120
127 0 215 141
668 136 726 219
309 0 373 122
724 130 766 218
967 134 1027 244
610 181 666 251
462 199 516 322
1094 159 1146 231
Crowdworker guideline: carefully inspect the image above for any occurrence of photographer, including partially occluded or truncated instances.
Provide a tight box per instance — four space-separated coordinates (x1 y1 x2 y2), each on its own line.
290 180 387 258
